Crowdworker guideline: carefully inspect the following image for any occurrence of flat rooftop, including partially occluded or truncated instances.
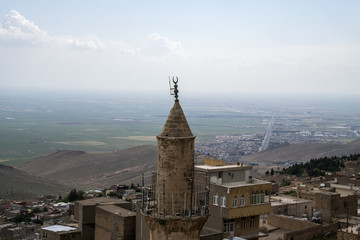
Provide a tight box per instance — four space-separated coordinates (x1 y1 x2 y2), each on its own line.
76 197 129 206
195 164 252 172
220 179 271 188
97 205 136 217
42 225 79 233
271 195 314 206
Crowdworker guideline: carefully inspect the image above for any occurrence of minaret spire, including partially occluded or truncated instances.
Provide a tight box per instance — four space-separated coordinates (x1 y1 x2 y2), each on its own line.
141 78 209 240
169 76 179 102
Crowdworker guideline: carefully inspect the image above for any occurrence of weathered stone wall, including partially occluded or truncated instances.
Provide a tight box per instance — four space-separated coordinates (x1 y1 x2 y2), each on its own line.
315 192 357 222
337 230 359 240
271 201 314 218
283 223 338 240
95 206 136 240
156 137 195 215
267 214 316 231
267 214 339 240
143 214 208 240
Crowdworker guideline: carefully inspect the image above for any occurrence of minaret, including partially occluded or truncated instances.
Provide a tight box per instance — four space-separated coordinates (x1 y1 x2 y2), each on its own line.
141 78 209 240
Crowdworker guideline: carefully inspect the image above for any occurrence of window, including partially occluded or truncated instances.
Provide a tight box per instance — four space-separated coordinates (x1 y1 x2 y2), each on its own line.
250 216 255 229
250 191 265 205
260 191 265 203
240 194 245 206
233 196 238 208
43 232 48 239
221 196 226 207
213 193 218 205
241 217 246 230
223 219 235 233
250 192 256 205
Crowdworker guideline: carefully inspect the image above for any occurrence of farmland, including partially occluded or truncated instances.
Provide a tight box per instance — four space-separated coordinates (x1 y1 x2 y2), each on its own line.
1 89 360 166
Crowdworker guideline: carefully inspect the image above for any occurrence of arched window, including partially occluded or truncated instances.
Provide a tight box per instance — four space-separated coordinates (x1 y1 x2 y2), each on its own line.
233 196 238 208
213 193 218 205
221 196 226 207
240 194 245 206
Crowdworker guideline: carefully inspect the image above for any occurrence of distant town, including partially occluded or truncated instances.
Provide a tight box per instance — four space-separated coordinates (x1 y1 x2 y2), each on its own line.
196 117 360 162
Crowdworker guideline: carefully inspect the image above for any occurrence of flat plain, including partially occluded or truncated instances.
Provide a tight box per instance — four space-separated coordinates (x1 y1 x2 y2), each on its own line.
1 89 360 166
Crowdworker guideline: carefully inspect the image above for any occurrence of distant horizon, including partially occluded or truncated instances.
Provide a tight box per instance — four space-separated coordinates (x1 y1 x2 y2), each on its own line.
1 1 360 95
2 85 360 101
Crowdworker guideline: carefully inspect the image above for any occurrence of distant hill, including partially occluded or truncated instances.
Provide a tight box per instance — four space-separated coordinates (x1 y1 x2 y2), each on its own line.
0 164 70 200
241 138 360 165
18 145 157 188
16 139 360 190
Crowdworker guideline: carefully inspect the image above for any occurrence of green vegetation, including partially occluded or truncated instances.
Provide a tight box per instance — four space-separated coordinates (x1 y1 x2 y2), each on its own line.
63 189 85 202
283 190 297 197
107 191 121 198
281 154 360 177
280 178 291 187
14 207 44 224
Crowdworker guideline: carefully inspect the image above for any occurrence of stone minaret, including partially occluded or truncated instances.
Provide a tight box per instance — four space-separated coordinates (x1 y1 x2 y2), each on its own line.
142 78 209 240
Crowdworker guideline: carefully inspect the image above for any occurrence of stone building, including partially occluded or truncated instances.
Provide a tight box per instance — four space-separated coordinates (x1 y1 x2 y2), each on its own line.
95 204 136 240
195 160 272 239
270 195 314 219
338 225 360 240
74 197 132 240
40 225 81 240
298 190 357 223
140 80 209 240
315 192 357 223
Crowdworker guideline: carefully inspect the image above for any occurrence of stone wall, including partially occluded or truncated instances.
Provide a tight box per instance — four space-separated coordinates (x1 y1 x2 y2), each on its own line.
283 223 338 240
337 230 359 240
267 214 316 231
267 214 339 240
143 214 208 240
157 137 195 215
95 205 136 240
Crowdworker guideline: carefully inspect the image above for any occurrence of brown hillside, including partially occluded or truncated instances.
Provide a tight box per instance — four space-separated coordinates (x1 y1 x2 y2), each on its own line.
241 138 360 165
0 164 70 200
18 145 157 188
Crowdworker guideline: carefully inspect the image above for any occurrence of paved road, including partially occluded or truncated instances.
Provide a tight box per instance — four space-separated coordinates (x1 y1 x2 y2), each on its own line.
259 117 274 152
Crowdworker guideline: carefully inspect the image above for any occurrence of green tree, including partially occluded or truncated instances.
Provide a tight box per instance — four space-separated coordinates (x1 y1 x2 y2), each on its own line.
63 189 85 202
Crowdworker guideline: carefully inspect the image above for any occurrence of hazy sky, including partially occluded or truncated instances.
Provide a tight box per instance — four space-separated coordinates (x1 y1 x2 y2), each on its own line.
1 1 359 95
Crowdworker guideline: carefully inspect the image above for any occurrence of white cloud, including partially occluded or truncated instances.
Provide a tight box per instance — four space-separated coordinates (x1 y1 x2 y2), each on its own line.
0 11 189 60
0 10 103 50
147 33 186 58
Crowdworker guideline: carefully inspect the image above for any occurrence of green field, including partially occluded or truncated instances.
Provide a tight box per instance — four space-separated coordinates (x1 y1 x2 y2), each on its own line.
1 90 360 166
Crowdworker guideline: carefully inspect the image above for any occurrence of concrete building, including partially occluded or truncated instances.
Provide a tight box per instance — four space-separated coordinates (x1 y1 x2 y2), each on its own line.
140 80 209 240
74 197 132 240
195 160 272 239
95 204 136 240
40 225 81 240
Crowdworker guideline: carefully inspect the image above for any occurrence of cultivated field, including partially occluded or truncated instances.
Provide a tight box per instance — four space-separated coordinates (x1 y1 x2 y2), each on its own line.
1 90 360 166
